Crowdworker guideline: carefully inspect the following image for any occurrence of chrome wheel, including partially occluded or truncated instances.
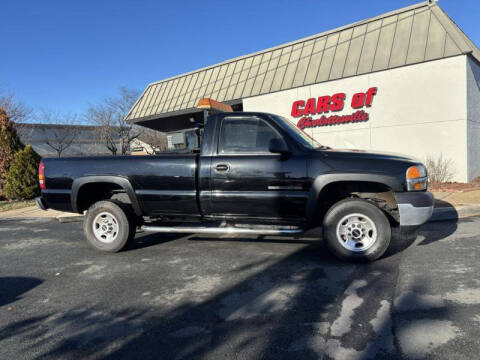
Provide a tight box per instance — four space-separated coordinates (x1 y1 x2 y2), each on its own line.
92 212 119 244
336 213 377 252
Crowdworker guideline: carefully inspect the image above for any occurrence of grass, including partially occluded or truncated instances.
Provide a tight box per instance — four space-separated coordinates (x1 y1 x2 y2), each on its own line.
0 199 35 212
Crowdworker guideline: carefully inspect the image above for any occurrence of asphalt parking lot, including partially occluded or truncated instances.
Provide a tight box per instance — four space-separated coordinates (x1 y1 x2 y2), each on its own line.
1 216 480 359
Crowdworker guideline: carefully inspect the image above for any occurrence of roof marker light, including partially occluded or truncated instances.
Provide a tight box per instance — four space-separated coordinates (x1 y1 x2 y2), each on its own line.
196 98 233 113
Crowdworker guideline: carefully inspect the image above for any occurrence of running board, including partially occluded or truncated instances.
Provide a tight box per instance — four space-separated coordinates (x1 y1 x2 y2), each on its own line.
141 225 304 235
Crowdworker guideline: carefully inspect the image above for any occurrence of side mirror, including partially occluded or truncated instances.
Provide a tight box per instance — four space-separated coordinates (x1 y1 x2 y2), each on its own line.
269 138 291 157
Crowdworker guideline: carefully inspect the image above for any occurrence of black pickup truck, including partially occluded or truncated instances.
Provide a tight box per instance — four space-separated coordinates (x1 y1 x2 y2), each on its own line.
36 110 433 261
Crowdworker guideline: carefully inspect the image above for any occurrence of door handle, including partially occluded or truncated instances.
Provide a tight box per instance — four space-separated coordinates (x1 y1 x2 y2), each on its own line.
214 163 230 172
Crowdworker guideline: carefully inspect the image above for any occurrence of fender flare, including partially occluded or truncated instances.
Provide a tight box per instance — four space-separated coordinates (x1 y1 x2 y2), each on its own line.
71 176 142 216
305 172 403 221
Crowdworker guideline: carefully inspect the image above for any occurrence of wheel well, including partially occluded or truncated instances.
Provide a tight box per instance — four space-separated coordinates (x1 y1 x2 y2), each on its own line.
316 181 399 224
76 182 132 213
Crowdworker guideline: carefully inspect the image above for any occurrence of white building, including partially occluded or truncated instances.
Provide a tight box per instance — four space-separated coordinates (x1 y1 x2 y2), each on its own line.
126 1 480 182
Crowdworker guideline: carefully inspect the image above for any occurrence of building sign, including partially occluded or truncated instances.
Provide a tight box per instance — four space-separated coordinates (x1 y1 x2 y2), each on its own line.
291 87 377 130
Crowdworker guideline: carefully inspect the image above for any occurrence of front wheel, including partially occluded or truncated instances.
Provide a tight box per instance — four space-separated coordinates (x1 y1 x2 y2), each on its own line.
323 199 391 262
83 200 136 252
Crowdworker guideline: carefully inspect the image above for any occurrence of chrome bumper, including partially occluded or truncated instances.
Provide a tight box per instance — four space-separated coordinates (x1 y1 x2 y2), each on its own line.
395 191 434 226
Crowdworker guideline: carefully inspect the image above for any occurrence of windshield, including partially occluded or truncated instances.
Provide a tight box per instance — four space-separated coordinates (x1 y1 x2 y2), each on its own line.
270 115 325 149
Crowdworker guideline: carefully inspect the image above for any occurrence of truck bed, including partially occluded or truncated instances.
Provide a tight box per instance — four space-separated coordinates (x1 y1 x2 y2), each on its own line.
42 154 199 215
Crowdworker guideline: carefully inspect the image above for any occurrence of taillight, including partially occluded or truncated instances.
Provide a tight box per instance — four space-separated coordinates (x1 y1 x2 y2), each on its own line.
39 162 45 189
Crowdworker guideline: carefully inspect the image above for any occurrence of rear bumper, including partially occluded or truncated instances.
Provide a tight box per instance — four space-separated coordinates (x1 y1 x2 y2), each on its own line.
35 197 48 211
38 189 73 212
394 191 434 226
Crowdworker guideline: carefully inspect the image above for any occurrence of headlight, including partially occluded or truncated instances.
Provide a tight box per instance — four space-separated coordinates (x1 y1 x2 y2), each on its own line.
406 165 427 191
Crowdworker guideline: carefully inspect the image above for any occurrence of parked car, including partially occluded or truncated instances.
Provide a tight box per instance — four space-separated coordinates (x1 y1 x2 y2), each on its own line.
36 104 433 261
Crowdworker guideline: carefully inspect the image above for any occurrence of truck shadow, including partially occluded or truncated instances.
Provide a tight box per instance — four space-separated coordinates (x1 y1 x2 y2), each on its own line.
129 226 324 250
188 235 320 245
417 199 458 246
125 232 189 251
0 276 43 307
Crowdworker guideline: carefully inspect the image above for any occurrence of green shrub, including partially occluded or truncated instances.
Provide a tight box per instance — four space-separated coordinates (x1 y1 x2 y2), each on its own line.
3 145 40 200
0 108 24 180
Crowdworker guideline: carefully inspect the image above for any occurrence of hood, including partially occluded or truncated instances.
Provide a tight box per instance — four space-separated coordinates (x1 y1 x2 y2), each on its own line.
310 148 423 180
322 148 420 163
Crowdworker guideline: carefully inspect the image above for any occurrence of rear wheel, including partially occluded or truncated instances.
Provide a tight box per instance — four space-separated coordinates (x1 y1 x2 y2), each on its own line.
323 198 391 262
83 200 136 252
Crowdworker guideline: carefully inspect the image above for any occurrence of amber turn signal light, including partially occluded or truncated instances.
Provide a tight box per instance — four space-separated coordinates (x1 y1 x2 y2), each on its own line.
406 165 427 191
413 182 424 190
406 166 421 179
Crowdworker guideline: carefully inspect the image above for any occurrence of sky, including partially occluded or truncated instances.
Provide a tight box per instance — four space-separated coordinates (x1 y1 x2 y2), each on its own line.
2 0 480 119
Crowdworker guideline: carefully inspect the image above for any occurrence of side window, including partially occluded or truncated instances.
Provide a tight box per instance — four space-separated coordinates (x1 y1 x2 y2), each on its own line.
218 118 284 154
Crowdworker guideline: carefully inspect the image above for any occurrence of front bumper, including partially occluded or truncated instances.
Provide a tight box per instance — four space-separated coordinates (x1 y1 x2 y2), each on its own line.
394 191 434 226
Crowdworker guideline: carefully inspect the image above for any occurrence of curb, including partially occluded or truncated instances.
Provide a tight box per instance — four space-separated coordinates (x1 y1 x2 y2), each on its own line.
56 215 84 223
430 205 480 222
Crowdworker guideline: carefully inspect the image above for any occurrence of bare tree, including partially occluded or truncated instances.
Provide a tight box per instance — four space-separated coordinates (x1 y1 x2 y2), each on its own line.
425 154 455 184
0 90 33 139
86 87 141 155
137 128 168 154
86 105 119 155
0 91 32 123
39 110 80 157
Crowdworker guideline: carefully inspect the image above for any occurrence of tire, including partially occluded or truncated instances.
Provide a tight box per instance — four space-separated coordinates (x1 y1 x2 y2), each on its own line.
83 200 136 253
322 198 391 262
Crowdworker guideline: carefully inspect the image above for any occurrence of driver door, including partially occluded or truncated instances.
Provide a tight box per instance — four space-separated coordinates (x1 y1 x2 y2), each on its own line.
209 116 308 221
